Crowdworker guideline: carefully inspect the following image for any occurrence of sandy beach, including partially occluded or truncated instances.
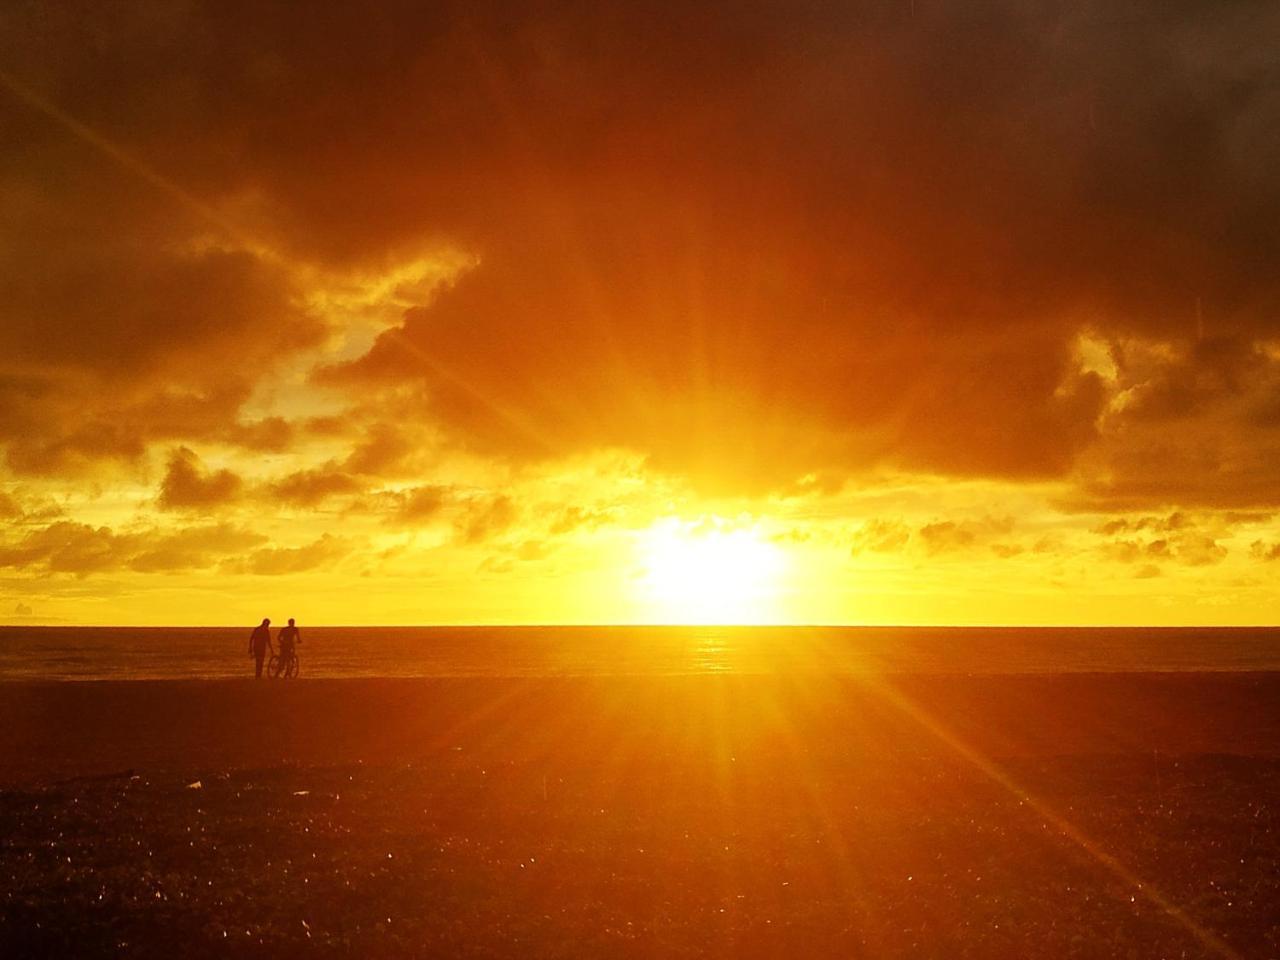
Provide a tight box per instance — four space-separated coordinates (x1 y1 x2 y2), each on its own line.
1 673 1278 957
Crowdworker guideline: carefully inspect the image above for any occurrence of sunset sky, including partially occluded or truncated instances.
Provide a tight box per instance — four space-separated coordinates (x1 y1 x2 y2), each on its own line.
3 1 1280 625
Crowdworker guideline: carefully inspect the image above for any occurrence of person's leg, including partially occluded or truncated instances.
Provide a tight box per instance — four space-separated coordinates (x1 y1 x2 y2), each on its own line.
255 653 264 679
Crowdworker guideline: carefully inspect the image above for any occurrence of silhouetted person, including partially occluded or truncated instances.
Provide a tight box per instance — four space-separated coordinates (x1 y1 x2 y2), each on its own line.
278 617 301 670
249 618 272 679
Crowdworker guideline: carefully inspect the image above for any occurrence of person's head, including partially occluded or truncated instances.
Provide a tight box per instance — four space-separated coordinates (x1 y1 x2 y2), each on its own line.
288 618 295 626
262 618 270 626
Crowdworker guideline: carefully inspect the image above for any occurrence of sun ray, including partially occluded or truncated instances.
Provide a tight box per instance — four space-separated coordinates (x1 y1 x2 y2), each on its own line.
860 674 1244 960
0 70 260 251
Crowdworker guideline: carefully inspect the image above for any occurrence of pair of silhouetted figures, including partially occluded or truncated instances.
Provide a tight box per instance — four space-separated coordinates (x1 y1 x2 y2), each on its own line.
249 617 301 680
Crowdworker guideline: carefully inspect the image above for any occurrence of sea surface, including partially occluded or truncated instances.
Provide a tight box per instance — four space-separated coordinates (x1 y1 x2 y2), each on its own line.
0 625 1278 680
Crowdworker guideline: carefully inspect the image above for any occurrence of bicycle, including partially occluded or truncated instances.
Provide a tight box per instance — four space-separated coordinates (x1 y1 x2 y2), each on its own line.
267 648 299 679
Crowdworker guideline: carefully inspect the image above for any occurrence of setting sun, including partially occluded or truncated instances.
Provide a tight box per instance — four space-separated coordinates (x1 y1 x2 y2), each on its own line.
636 519 787 624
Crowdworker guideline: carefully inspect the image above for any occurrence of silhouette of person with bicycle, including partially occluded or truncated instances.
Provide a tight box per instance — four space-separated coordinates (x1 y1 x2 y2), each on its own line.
273 618 301 679
249 618 272 679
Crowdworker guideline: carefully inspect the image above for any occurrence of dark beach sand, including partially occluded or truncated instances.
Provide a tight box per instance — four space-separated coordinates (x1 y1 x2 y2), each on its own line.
2 673 1279 958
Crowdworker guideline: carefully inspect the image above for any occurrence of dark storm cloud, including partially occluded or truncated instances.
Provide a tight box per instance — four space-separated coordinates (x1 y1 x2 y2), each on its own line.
308 0 1280 495
4 1 1280 499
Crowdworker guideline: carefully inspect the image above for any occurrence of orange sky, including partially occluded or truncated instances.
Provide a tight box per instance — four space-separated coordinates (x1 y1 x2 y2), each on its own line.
3 2 1280 625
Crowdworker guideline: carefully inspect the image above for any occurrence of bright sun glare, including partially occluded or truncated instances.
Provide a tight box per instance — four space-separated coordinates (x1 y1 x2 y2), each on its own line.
637 518 787 624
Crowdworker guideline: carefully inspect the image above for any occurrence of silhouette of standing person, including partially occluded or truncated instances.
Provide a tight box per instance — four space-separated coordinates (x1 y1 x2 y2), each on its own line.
249 618 272 679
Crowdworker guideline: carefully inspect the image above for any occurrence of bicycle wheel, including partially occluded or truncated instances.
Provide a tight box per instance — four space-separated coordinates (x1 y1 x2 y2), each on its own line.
285 654 299 679
267 653 284 678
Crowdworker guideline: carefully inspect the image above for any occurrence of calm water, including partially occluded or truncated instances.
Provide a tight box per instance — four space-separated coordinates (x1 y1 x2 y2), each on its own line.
0 626 1278 680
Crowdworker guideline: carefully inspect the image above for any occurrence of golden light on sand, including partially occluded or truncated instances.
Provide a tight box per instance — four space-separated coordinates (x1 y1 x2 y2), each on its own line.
635 518 786 624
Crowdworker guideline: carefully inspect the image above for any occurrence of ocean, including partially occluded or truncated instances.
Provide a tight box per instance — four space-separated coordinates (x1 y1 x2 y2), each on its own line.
0 625 1278 681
